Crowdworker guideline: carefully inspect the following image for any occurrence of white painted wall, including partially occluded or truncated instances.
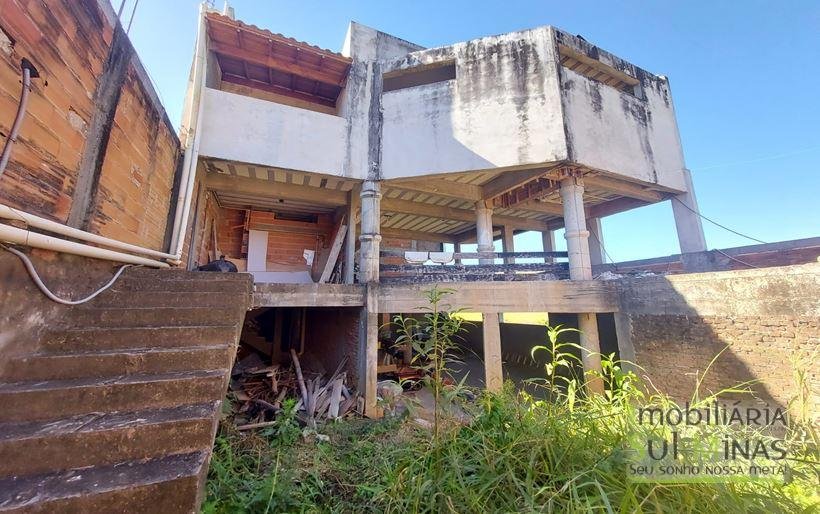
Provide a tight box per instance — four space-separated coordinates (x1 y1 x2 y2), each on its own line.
381 27 568 180
199 88 348 176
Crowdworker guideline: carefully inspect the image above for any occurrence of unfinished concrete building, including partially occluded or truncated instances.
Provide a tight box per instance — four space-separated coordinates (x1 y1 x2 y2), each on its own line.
0 2 817 512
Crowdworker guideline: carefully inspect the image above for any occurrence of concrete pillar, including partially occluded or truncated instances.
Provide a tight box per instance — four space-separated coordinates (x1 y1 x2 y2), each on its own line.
475 202 494 265
358 284 380 417
559 177 592 280
671 168 707 254
344 184 361 284
587 217 605 266
578 313 604 394
560 177 603 393
359 180 381 283
541 230 555 263
501 225 515 264
482 312 503 392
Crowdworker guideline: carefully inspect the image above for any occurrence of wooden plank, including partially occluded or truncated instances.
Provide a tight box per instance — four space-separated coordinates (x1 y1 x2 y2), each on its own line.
206 173 348 206
377 280 619 313
319 222 347 283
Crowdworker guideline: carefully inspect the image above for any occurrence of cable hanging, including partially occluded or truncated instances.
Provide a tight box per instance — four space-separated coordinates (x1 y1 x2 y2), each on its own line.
1 244 133 305
671 196 767 245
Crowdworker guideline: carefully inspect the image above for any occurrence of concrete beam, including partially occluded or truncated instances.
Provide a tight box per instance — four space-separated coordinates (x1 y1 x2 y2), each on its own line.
205 173 348 206
381 197 550 232
377 281 619 314
386 179 482 201
481 169 550 200
583 175 664 203
252 284 366 308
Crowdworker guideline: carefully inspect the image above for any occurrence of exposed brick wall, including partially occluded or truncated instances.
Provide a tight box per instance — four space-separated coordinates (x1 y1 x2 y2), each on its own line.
617 264 820 418
88 67 180 248
0 0 179 249
247 211 334 273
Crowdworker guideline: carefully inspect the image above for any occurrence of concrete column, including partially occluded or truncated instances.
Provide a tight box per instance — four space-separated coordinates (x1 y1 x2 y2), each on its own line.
559 177 592 280
358 284 380 417
359 180 381 283
560 177 603 393
587 217 605 267
344 184 361 284
482 312 503 393
501 225 515 264
578 313 604 394
475 202 494 265
671 168 707 254
541 230 555 263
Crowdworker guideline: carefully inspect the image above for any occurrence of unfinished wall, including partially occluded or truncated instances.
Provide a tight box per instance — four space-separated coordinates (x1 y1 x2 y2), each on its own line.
0 0 180 249
557 30 687 191
304 307 360 385
198 88 346 176
617 264 820 416
380 27 567 179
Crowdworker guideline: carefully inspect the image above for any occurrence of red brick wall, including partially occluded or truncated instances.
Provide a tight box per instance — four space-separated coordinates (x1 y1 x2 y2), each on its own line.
619 265 819 417
0 0 179 250
247 211 333 273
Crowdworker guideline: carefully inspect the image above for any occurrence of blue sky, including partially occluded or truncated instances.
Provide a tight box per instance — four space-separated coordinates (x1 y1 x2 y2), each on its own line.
126 0 819 262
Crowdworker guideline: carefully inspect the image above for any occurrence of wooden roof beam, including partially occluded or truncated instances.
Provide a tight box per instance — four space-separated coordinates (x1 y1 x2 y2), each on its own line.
386 179 483 202
582 175 665 203
210 40 346 87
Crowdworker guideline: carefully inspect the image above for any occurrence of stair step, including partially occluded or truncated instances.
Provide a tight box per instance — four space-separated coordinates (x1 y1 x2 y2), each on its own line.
0 370 227 423
124 268 252 281
0 451 207 513
68 306 243 328
42 325 240 352
0 403 218 477
113 277 252 293
82 290 237 309
3 345 235 381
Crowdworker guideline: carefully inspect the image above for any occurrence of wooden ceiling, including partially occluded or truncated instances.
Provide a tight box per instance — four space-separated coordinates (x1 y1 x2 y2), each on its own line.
203 158 670 244
206 12 352 108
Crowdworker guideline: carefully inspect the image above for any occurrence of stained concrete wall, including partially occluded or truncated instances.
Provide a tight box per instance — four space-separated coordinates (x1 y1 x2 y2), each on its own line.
616 264 820 416
380 27 567 179
199 88 347 176
556 30 687 191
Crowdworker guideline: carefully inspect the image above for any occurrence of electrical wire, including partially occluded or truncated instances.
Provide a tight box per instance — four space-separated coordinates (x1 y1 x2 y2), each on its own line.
1 244 133 305
713 248 759 269
671 196 767 245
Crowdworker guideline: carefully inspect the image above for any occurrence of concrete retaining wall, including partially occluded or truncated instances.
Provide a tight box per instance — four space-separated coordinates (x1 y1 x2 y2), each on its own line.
616 264 819 415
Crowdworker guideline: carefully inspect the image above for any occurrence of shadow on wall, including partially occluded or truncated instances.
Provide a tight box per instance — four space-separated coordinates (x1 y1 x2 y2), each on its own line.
616 264 820 416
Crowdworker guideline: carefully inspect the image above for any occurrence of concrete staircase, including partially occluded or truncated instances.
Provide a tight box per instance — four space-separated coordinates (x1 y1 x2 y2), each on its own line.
0 268 252 513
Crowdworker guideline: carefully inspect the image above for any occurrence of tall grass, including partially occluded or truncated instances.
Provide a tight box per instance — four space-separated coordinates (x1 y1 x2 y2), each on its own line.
204 291 818 513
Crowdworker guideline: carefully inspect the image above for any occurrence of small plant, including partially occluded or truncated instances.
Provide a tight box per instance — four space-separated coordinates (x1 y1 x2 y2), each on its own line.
259 397 301 446
391 286 471 440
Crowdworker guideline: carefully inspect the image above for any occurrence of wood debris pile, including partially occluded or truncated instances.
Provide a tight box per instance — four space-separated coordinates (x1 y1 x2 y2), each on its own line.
229 349 360 430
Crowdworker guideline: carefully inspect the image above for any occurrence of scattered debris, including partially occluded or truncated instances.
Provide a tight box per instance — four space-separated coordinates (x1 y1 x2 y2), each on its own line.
228 352 360 430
